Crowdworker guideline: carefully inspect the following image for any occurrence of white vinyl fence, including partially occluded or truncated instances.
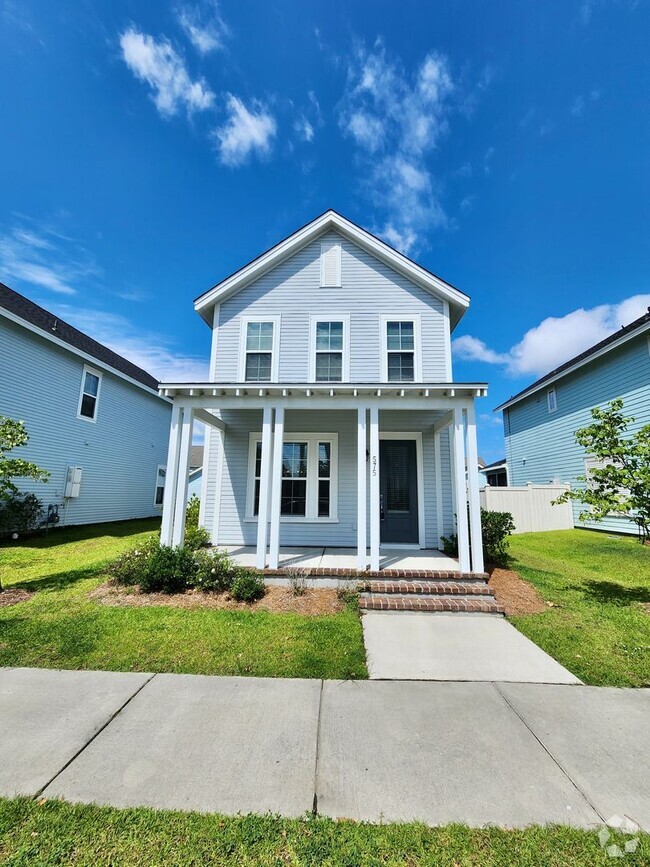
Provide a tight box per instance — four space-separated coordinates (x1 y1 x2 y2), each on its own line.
479 483 574 534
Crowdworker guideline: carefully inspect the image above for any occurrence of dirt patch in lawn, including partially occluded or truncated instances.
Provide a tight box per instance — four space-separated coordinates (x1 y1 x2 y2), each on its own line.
89 582 346 615
488 567 548 616
0 588 34 608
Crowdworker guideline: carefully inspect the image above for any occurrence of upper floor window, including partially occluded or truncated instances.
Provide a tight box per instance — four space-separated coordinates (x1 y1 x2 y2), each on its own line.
77 366 102 421
547 388 557 413
309 316 349 382
382 317 421 382
240 317 280 382
320 240 341 287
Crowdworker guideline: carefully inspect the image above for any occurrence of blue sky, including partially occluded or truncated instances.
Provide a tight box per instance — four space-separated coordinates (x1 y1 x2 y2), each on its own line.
1 0 648 460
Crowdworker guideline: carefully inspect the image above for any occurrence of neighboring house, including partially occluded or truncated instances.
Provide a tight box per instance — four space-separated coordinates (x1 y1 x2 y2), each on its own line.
158 210 488 572
187 446 203 501
0 283 172 526
481 458 508 487
495 308 650 535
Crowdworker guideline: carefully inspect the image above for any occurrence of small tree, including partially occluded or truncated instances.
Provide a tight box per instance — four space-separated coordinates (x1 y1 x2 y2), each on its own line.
554 400 650 543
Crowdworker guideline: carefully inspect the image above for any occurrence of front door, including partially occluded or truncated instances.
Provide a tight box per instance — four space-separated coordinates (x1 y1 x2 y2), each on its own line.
379 439 419 544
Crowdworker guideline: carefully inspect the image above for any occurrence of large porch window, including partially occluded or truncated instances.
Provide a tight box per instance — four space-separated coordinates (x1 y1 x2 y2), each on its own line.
247 432 338 521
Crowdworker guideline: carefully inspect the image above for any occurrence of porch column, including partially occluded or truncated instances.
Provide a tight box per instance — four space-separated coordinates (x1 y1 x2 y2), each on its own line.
357 407 367 571
434 429 444 549
160 402 183 546
269 405 285 570
171 406 194 547
369 406 380 572
465 403 485 573
452 405 471 572
255 406 274 570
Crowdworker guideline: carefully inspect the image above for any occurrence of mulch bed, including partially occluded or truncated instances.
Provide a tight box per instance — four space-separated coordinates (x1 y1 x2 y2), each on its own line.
0 588 34 608
488 567 548 616
89 582 345 615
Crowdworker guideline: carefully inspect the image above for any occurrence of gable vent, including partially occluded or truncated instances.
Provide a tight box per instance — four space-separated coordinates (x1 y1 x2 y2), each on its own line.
320 240 341 287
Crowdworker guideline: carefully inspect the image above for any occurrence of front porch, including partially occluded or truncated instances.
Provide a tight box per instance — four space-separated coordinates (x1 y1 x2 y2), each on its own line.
221 545 461 573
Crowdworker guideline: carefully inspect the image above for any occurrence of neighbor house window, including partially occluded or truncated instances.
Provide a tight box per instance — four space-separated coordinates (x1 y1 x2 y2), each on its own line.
310 316 349 382
154 465 166 506
382 318 420 382
77 366 102 421
248 433 338 521
547 388 557 413
240 317 280 382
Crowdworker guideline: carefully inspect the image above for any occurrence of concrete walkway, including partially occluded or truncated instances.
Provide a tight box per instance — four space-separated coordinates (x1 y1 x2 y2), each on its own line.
362 612 581 683
1 667 648 830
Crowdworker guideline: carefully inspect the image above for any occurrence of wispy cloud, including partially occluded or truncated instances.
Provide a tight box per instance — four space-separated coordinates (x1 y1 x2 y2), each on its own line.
571 89 601 117
339 40 456 254
213 95 277 166
177 0 229 54
453 294 650 378
119 27 215 117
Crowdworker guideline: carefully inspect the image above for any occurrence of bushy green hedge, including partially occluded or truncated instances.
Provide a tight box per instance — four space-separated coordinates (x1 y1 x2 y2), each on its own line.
0 493 43 534
441 508 515 568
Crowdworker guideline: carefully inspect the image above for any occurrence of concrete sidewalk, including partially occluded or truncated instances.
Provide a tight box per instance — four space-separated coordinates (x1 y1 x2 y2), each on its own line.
1 667 648 830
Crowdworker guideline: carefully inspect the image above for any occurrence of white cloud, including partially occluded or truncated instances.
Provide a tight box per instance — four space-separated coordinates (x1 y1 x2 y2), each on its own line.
214 95 276 166
571 89 601 117
119 27 214 117
339 42 455 254
177 1 229 54
294 116 314 142
453 294 650 378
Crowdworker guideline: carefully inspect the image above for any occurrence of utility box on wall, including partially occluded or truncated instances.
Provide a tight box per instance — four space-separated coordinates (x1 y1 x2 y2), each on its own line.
64 466 83 498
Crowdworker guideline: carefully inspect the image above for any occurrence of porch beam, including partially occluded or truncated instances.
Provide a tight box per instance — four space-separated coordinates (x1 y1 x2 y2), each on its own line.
433 410 454 434
192 408 226 432
255 406 274 570
160 403 182 546
465 403 485 573
171 407 194 547
369 406 380 572
452 405 471 572
268 406 285 570
357 407 367 571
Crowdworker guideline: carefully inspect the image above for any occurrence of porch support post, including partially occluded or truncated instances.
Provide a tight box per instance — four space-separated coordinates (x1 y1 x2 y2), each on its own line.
465 402 485 574
256 405 274 570
357 407 367 571
160 402 182 546
269 405 284 570
452 405 471 572
171 406 194 547
369 406 380 572
434 429 444 549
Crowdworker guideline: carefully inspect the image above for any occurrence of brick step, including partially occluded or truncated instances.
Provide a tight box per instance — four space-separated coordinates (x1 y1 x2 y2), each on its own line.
263 567 489 581
359 594 505 614
365 580 495 596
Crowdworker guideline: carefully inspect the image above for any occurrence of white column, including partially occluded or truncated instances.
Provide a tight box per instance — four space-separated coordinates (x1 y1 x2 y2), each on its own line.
369 406 380 572
269 406 285 570
452 405 471 572
434 429 444 549
160 403 182 546
465 402 485 573
171 407 194 547
256 406 274 570
357 407 367 571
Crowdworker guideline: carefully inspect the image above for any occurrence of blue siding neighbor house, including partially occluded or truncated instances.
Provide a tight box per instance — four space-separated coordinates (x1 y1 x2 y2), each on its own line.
496 308 650 535
0 283 172 527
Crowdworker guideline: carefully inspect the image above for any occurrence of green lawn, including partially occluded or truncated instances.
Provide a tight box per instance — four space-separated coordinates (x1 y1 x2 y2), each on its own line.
1 798 644 867
508 529 650 687
0 520 367 679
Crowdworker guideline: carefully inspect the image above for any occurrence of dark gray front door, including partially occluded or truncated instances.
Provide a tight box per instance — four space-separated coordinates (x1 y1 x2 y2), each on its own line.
380 439 419 544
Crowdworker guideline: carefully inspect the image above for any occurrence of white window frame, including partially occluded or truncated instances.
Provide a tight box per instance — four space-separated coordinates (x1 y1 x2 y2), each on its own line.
77 364 103 422
154 464 166 508
320 240 342 287
380 315 422 382
547 387 557 413
238 315 281 383
308 314 350 382
245 431 339 523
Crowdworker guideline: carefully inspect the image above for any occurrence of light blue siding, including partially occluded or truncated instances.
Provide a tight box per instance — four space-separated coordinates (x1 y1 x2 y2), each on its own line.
0 317 171 526
504 334 650 535
187 469 202 501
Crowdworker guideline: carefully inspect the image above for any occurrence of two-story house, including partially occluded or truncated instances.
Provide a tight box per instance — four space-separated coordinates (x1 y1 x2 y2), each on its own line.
0 283 172 527
159 211 487 574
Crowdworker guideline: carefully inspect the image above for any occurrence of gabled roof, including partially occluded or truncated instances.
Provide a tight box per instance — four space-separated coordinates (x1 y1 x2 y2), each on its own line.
194 209 470 329
495 307 650 413
0 282 161 394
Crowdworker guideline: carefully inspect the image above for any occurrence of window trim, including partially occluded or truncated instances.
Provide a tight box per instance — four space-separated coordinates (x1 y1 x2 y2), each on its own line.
154 464 166 508
380 315 422 382
238 315 281 383
245 431 339 523
547 387 557 413
308 314 350 382
77 364 103 422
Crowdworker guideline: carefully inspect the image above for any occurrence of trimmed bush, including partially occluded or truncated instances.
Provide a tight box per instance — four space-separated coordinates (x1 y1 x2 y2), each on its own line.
109 538 158 586
0 493 43 534
192 549 235 592
440 508 515 568
231 570 266 602
139 545 197 594
184 524 211 550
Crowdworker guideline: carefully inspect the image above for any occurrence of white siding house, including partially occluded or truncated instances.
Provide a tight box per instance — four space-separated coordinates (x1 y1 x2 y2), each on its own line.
159 211 488 573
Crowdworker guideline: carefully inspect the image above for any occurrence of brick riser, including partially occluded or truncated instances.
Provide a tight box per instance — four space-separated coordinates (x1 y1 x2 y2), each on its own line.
366 580 493 596
262 568 489 581
360 595 505 614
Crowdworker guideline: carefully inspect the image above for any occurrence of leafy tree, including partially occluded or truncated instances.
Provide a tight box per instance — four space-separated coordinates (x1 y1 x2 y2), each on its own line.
554 400 650 543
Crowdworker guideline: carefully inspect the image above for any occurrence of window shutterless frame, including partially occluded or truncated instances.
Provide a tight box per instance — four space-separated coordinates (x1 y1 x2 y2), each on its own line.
238 315 281 383
547 388 557 413
380 315 422 382
154 465 166 507
77 364 103 422
308 314 350 382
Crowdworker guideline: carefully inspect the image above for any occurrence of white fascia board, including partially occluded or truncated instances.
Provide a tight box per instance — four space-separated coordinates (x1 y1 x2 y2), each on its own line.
494 319 650 413
0 307 170 402
194 211 470 326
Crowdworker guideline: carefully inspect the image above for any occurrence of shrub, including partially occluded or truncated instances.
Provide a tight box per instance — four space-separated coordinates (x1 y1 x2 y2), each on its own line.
337 579 359 605
231 570 266 602
109 538 158 587
440 533 458 558
0 493 43 534
186 494 200 527
184 524 211 550
192 549 235 593
139 545 197 594
439 509 515 568
285 566 308 596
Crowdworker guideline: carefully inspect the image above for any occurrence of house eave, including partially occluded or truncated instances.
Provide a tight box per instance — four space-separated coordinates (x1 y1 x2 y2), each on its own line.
159 381 488 402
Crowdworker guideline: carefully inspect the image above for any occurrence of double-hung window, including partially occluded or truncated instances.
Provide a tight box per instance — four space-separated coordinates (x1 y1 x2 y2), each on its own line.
382 318 420 382
244 320 275 381
77 365 102 421
310 316 349 382
248 433 338 521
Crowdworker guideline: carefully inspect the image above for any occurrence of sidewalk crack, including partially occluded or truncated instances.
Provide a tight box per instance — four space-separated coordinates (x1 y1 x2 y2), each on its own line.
312 679 324 816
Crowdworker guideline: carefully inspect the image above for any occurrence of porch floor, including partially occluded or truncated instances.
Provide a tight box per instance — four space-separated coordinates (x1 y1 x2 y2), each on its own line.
221 546 460 572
